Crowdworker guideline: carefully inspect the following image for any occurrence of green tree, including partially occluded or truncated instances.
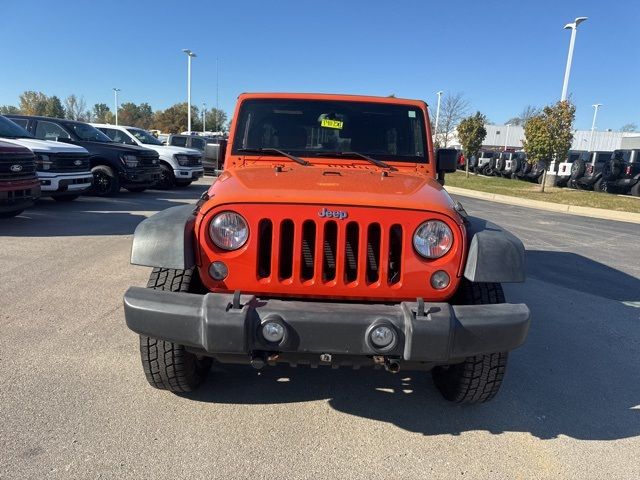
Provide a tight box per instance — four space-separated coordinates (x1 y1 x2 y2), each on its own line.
204 108 228 132
93 103 114 123
153 103 200 133
0 105 20 114
43 95 65 118
523 100 575 191
457 112 487 178
118 102 155 129
19 91 48 115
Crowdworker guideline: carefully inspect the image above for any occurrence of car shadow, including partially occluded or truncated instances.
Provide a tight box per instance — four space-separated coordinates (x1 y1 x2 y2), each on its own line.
183 250 640 441
0 183 209 237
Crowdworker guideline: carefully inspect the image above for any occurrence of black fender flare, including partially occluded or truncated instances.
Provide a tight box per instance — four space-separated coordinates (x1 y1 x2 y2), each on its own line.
130 204 197 270
463 217 526 283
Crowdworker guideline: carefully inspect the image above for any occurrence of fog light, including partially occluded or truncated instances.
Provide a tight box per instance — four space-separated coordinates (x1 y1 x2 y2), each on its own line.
430 270 450 290
370 325 396 349
262 321 285 343
209 261 228 280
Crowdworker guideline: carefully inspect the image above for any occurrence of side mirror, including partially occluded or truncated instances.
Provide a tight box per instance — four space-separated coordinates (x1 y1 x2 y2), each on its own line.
57 137 74 144
435 148 458 185
436 148 458 173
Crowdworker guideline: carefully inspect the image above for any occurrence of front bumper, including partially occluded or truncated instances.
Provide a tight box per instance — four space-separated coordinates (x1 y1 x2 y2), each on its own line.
124 287 530 365
0 178 41 212
38 172 93 193
122 167 162 186
174 167 204 180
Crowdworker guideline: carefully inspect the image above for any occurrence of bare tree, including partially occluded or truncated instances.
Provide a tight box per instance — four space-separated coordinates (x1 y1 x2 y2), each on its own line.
64 94 87 121
507 105 541 126
620 123 638 132
435 93 470 147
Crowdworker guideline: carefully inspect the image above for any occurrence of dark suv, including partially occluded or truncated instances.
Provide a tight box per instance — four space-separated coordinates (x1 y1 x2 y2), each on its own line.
600 149 640 195
168 134 227 174
0 141 40 218
7 115 161 196
568 151 613 191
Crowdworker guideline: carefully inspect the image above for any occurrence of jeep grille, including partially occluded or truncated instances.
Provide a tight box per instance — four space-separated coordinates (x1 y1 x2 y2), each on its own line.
256 217 403 287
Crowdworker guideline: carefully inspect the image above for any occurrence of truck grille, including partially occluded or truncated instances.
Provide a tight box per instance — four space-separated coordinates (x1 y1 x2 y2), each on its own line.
256 217 403 288
46 153 90 172
0 153 36 179
139 154 159 168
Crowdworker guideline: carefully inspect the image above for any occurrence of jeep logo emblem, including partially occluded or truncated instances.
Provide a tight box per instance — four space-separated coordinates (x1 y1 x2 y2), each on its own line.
10 164 23 172
318 207 348 220
73 159 82 166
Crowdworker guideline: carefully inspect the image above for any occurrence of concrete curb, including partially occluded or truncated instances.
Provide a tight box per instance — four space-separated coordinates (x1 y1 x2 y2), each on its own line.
445 186 640 225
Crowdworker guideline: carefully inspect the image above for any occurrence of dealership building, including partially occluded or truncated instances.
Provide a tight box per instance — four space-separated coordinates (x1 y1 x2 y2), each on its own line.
445 124 640 152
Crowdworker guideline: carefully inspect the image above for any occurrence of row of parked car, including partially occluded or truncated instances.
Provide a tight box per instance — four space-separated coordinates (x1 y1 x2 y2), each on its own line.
460 149 640 196
0 114 227 218
462 151 548 183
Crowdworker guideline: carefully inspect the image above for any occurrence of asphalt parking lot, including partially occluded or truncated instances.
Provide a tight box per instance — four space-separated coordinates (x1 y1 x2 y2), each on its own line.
1 177 639 479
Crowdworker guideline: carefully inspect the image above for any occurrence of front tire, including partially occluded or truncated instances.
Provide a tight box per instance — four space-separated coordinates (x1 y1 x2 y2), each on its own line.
432 281 509 404
139 268 212 393
90 165 120 196
156 163 175 190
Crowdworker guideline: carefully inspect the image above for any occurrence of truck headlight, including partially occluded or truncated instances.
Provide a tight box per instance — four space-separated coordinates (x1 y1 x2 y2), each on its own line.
175 154 190 166
120 154 139 167
413 220 453 259
209 211 249 250
36 154 52 171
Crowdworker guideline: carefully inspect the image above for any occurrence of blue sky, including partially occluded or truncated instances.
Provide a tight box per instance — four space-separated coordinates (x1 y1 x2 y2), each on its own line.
1 0 638 130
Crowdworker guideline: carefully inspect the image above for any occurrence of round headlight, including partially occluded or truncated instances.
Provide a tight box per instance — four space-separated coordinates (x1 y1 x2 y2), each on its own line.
413 220 453 259
209 211 249 250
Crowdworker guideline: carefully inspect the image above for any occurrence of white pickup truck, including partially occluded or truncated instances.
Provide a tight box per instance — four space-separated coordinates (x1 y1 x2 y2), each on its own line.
0 116 92 201
93 124 204 189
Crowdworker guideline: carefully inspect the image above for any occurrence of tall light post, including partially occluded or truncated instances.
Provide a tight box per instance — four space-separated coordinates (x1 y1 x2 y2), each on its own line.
589 103 602 152
202 102 207 134
504 123 511 151
561 17 588 101
113 88 121 125
434 90 443 143
182 49 197 133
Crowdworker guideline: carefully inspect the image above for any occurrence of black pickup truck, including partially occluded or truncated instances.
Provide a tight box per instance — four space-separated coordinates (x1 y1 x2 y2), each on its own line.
7 115 161 196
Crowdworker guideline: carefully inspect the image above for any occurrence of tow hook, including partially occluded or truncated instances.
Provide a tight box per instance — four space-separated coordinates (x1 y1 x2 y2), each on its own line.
373 356 400 373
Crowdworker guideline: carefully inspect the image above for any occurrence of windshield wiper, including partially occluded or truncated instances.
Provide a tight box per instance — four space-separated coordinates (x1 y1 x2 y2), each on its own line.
238 147 309 166
315 151 393 170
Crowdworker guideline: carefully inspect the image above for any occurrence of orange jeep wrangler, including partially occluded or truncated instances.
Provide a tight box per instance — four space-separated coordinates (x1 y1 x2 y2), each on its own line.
124 93 530 404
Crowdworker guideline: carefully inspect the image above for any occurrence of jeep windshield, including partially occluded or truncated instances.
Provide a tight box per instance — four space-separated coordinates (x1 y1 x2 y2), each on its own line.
232 99 427 163
128 128 162 145
0 116 33 139
66 122 113 142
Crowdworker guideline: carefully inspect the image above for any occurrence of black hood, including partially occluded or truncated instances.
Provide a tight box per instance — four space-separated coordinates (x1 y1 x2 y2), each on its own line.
73 140 159 158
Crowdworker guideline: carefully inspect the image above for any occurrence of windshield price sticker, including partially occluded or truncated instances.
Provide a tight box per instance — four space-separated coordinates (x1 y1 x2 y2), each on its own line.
320 118 344 129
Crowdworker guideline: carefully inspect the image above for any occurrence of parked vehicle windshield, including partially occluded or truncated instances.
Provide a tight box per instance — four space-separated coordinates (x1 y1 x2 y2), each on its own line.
232 99 427 163
128 128 162 145
0 116 33 138
66 122 112 142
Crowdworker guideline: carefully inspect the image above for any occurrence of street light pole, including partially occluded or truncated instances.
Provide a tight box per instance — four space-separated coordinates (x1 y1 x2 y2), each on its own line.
504 124 511 151
434 91 443 143
202 102 206 134
113 88 121 125
589 103 602 152
182 49 197 133
561 16 588 101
